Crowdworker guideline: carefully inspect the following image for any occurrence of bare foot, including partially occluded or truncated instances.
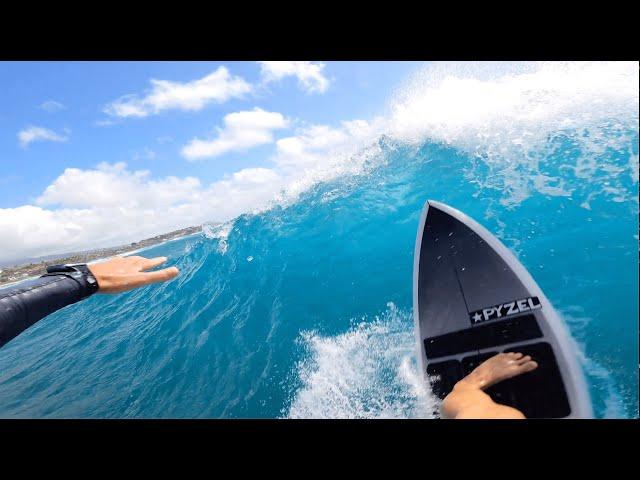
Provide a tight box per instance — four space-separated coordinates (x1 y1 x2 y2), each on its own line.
458 352 538 390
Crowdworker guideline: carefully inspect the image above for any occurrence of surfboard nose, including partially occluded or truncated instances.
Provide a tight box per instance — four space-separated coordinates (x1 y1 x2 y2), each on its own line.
426 199 445 210
426 200 463 217
414 200 593 418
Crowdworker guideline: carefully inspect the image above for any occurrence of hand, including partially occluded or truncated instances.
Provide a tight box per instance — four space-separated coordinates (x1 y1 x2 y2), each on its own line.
87 255 179 293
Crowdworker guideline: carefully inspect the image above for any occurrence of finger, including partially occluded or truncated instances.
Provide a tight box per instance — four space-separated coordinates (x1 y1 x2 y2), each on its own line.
140 256 168 271
129 267 180 288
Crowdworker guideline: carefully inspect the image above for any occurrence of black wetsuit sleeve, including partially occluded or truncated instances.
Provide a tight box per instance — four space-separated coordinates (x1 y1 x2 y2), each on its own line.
0 274 95 348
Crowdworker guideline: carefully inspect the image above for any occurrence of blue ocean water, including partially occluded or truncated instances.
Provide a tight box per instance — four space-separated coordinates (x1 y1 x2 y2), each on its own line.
0 63 638 418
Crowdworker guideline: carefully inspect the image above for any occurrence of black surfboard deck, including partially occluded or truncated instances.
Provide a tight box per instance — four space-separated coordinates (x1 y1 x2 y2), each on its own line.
413 200 592 418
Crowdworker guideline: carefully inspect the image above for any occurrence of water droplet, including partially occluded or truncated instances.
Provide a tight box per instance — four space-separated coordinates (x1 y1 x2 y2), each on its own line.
448 232 454 237
246 256 254 262
436 255 442 260
461 267 466 271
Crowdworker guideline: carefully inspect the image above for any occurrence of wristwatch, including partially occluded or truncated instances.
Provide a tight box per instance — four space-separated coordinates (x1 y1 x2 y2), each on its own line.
45 263 100 298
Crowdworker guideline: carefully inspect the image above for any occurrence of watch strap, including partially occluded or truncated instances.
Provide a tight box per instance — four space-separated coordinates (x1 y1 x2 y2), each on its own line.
45 263 100 298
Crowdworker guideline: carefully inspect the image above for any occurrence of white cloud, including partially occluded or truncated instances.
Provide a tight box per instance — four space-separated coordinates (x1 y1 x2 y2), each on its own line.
0 116 383 263
18 126 69 148
258 61 330 94
39 100 66 113
181 108 289 160
36 162 200 209
103 66 251 118
0 162 284 263
275 117 386 169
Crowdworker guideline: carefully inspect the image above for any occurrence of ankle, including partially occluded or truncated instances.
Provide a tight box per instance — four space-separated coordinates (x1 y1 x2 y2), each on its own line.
455 373 488 392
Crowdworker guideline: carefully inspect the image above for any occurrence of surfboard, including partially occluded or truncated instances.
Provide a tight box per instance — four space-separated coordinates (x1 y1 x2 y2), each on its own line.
413 200 593 418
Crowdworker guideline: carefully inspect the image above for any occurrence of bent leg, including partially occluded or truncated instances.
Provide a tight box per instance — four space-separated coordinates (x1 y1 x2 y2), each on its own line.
440 352 538 419
442 384 525 419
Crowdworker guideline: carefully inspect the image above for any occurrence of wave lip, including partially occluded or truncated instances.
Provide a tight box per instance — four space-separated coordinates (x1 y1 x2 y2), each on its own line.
389 61 639 147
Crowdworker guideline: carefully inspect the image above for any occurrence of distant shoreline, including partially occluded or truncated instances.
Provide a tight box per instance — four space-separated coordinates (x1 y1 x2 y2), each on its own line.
0 225 203 288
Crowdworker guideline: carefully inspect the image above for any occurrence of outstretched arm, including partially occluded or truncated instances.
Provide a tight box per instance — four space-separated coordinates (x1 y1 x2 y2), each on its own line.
0 255 179 349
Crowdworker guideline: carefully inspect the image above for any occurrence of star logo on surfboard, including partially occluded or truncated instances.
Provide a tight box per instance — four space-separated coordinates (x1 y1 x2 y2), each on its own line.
469 296 542 324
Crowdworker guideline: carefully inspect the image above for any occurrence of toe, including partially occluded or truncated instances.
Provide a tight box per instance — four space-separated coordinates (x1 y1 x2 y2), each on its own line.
521 361 538 373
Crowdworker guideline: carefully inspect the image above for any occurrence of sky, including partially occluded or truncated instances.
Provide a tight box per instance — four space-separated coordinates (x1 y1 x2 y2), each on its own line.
0 61 424 264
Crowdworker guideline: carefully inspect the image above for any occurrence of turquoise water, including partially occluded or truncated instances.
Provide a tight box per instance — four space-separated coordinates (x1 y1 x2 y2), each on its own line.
0 63 637 418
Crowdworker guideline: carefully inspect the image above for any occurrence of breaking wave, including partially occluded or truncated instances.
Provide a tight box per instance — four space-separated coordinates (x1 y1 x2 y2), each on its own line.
0 62 637 418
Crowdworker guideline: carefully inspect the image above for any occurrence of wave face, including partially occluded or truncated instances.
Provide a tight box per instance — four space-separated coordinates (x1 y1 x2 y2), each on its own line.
0 62 637 418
